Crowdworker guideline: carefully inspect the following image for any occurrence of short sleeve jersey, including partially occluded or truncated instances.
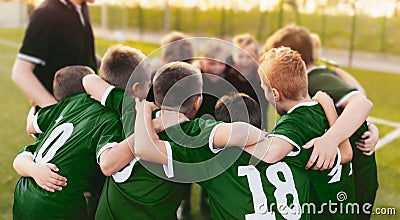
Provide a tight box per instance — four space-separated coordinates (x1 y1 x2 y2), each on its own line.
270 101 356 219
100 86 136 138
307 67 378 212
95 87 184 220
161 118 310 220
18 0 97 93
13 93 122 220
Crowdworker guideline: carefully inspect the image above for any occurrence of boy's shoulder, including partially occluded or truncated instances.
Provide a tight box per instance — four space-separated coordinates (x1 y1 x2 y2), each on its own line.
182 118 221 133
307 65 335 76
35 93 93 117
159 118 221 147
272 102 327 151
165 118 220 131
60 93 119 118
277 101 323 124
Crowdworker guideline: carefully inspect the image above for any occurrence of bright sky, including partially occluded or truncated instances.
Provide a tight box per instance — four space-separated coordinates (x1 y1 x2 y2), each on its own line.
35 0 398 17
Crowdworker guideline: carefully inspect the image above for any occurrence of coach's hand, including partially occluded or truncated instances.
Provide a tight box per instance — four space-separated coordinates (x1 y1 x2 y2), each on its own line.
303 137 337 170
32 163 67 192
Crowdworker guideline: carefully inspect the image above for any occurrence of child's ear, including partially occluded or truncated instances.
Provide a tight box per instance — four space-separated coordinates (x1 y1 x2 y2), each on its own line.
131 82 141 98
197 60 204 69
272 88 280 102
194 95 203 110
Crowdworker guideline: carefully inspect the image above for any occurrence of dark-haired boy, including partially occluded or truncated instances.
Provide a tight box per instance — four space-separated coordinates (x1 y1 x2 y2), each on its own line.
13 66 122 219
83 45 185 219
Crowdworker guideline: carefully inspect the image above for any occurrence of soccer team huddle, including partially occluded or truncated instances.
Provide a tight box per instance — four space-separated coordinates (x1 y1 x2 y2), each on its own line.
12 25 379 220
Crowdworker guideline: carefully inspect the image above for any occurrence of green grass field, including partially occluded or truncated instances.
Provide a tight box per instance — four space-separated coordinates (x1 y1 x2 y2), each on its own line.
0 28 399 219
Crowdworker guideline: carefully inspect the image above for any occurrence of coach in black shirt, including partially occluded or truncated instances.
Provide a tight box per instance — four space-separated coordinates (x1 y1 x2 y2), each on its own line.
12 0 98 107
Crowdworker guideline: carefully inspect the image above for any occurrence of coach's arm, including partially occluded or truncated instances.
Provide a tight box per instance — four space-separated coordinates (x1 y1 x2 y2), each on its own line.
12 59 57 107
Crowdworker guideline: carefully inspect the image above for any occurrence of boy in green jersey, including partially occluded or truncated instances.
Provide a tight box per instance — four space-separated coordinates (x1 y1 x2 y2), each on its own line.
256 47 356 219
133 55 354 219
13 66 122 220
310 32 367 96
83 45 186 219
263 25 379 219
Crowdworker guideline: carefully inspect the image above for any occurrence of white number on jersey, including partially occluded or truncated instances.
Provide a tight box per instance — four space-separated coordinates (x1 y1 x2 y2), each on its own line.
239 162 301 220
328 149 342 184
35 123 74 164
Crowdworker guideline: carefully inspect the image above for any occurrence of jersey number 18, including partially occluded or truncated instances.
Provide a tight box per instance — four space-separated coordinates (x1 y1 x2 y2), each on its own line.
239 162 301 220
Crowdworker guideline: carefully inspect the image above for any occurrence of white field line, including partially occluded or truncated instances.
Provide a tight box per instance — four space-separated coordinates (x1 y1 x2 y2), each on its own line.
375 128 400 150
368 116 400 150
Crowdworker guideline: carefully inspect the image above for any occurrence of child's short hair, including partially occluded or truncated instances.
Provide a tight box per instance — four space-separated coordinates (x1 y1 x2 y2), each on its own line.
153 62 202 113
310 32 321 60
100 45 150 91
259 47 308 101
161 31 194 63
53 65 93 101
215 92 262 129
263 25 314 66
232 33 259 54
200 42 226 61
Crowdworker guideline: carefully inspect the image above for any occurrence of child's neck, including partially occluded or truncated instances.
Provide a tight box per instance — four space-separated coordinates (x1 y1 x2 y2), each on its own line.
306 63 315 71
279 97 314 115
158 110 190 129
70 0 84 6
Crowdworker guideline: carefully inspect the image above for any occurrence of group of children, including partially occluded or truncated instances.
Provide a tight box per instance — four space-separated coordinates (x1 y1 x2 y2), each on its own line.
12 24 379 220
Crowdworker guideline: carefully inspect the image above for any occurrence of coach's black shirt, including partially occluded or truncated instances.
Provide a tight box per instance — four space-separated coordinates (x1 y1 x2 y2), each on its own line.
18 0 97 94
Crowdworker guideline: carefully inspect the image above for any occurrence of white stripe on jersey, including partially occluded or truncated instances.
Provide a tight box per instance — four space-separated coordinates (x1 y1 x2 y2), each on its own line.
18 53 46 66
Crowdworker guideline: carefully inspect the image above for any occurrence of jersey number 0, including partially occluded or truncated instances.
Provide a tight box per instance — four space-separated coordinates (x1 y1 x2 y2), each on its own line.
34 123 74 164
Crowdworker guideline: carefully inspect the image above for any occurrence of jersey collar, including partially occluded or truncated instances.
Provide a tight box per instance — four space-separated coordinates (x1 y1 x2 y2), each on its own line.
306 65 327 75
287 101 318 114
59 0 86 25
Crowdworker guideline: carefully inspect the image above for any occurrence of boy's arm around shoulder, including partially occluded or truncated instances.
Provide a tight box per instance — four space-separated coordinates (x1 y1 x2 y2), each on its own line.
212 122 266 148
98 135 136 176
303 92 371 170
133 99 168 164
82 74 113 103
96 111 135 176
244 136 294 163
311 91 352 164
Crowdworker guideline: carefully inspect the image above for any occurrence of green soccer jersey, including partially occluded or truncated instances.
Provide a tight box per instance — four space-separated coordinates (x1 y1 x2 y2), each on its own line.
100 86 136 138
160 118 311 220
95 87 183 220
307 67 378 217
270 101 356 219
13 93 122 220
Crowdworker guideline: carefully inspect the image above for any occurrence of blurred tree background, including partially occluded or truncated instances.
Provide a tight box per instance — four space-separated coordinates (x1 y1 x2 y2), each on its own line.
2 0 400 56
